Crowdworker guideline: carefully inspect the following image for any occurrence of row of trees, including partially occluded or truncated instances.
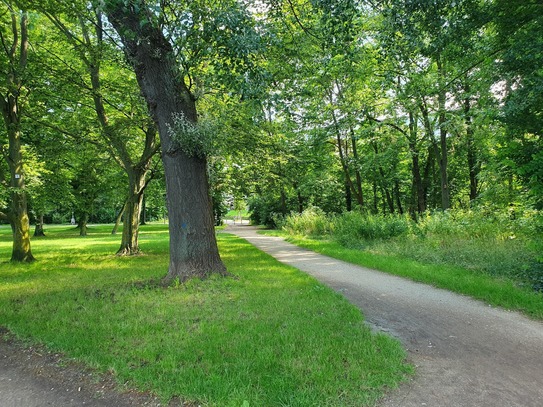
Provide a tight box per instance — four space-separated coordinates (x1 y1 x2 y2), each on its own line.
1 0 541 281
236 0 542 226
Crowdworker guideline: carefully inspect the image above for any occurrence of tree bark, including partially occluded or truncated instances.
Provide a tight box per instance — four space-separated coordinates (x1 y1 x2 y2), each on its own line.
437 58 451 210
34 213 45 237
330 106 364 207
111 201 126 235
117 169 146 255
463 84 479 202
408 112 426 213
345 180 352 211
0 10 34 262
140 193 147 225
78 213 89 237
106 2 226 282
394 180 404 215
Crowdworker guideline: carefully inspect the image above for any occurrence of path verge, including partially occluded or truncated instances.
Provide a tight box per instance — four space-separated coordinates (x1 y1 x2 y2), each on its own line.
226 224 543 407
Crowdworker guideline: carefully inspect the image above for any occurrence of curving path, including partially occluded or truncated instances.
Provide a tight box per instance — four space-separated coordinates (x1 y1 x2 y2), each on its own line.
226 224 543 407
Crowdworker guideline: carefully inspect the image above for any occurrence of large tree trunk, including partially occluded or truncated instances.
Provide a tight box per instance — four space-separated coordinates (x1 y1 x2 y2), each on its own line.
78 213 89 237
3 119 34 261
9 189 34 262
107 3 226 282
0 10 34 262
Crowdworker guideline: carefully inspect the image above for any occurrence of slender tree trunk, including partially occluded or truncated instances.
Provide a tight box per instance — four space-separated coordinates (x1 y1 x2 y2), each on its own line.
394 180 404 215
117 170 146 255
349 125 364 205
420 101 442 210
463 85 478 202
117 169 145 255
280 188 287 214
345 180 352 211
408 112 426 213
140 194 147 225
437 58 450 210
72 11 157 254
372 181 378 214
34 213 45 237
111 201 126 235
383 185 395 214
107 4 226 282
117 192 143 255
330 107 363 207
297 190 303 214
372 142 394 213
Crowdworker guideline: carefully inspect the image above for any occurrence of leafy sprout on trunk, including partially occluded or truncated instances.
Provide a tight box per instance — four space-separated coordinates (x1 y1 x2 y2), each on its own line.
166 112 215 159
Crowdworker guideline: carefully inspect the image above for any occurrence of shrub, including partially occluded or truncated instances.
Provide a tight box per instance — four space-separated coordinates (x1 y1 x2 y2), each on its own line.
282 207 333 236
247 195 285 228
333 212 410 246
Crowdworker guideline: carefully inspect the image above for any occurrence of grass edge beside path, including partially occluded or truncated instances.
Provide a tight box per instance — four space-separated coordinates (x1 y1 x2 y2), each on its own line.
259 230 543 320
0 224 412 407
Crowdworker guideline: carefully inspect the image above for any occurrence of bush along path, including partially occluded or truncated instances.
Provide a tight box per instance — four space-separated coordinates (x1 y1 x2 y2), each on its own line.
226 224 543 407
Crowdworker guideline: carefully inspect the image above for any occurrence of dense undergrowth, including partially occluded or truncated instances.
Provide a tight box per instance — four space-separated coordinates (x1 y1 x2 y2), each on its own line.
277 207 543 292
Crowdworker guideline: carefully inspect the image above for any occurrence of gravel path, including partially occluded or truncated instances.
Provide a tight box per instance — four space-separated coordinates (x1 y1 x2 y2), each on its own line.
227 224 543 407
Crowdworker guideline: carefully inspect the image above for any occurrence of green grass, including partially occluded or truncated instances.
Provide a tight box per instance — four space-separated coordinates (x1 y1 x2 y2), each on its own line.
0 223 411 406
224 209 250 221
261 230 543 320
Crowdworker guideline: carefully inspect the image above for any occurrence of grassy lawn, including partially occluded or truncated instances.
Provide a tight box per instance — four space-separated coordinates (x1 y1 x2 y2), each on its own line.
224 210 250 222
0 224 411 406
261 230 543 320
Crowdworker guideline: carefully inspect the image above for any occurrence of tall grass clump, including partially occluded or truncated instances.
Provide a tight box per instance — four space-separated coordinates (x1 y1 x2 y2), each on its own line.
279 207 543 292
281 207 334 237
333 212 410 248
393 208 543 289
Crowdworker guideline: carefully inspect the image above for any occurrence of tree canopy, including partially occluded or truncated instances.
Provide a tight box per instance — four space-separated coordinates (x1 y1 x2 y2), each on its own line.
0 0 541 277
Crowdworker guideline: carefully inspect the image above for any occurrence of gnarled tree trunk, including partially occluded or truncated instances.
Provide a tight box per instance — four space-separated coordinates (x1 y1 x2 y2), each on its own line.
106 2 226 282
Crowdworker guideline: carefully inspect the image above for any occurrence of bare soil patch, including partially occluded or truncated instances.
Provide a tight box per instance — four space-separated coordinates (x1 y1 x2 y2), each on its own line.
0 327 187 407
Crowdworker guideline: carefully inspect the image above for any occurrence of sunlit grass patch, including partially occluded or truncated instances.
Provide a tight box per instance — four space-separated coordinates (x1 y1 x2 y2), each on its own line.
0 224 411 406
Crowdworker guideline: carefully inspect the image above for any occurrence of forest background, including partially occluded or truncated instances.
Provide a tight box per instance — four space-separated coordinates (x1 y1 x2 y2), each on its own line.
0 0 541 288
